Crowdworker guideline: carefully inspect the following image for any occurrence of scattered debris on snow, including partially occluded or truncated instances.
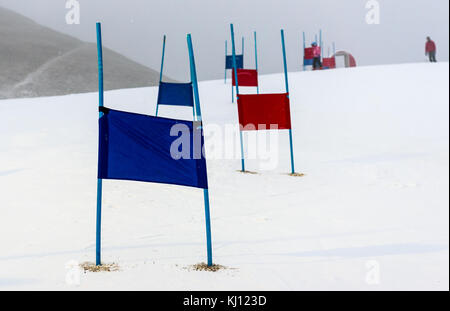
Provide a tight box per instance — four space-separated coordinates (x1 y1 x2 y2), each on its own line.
80 262 120 273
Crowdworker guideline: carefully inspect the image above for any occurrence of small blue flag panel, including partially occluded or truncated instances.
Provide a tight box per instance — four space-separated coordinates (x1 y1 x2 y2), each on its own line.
304 58 314 66
226 55 244 69
157 82 195 107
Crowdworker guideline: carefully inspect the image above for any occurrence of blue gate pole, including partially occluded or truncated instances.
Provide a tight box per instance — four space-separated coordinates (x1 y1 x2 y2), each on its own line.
202 187 213 266
187 34 213 267
281 30 296 175
231 37 244 104
95 22 104 266
319 29 323 62
302 32 306 71
231 24 245 172
156 35 166 117
232 75 235 103
225 40 228 84
254 31 259 94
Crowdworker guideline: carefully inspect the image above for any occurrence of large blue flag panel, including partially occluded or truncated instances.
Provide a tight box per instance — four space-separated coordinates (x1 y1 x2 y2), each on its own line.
157 82 195 107
225 55 244 69
98 108 208 189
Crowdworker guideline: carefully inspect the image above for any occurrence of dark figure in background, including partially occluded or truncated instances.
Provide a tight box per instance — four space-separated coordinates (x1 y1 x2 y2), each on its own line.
311 42 322 70
425 37 437 63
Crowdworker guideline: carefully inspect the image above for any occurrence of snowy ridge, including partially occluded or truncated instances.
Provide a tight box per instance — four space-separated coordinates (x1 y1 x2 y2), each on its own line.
0 7 166 100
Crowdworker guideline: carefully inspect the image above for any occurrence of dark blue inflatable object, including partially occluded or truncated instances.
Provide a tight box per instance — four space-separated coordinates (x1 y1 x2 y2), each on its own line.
304 58 314 66
157 82 195 107
98 108 208 189
226 55 244 69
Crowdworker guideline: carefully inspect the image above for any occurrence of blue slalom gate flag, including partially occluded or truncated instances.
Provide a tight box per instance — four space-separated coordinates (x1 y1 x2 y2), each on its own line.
157 82 195 107
226 54 243 69
98 107 208 189
96 23 213 268
304 58 314 66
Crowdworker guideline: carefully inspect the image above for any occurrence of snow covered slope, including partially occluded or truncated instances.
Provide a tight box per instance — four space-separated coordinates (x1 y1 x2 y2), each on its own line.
0 63 448 290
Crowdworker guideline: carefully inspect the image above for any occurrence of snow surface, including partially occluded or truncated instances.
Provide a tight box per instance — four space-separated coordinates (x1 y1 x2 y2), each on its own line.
0 63 448 290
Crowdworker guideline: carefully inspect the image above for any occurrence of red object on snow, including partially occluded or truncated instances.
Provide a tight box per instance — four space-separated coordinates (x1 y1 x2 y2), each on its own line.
349 54 357 67
304 47 315 60
426 40 436 53
237 93 292 131
322 57 336 69
232 69 258 87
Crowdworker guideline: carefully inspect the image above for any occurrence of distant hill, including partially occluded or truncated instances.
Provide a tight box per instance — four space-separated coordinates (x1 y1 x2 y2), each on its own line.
0 7 167 99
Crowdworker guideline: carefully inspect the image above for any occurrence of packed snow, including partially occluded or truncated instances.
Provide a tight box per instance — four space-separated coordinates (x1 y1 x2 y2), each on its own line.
0 62 448 290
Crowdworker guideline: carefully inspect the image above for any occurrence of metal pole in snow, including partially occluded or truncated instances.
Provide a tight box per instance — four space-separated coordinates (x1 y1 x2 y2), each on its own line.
281 30 290 94
156 35 166 117
319 29 323 62
254 31 259 94
302 32 306 71
95 22 104 266
281 29 296 175
187 34 213 267
231 24 245 172
232 76 234 103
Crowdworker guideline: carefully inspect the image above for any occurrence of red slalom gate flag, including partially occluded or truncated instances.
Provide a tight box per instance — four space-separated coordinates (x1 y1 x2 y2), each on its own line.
322 57 336 69
232 69 258 87
304 47 315 60
237 93 292 130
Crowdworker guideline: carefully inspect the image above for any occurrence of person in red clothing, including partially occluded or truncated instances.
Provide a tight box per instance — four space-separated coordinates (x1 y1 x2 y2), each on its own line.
311 42 322 70
425 37 437 63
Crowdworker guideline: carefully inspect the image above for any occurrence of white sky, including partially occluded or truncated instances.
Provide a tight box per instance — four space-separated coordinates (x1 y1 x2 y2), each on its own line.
0 0 448 80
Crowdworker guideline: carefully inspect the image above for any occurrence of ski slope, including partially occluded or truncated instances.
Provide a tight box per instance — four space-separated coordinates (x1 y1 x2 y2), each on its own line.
0 62 448 290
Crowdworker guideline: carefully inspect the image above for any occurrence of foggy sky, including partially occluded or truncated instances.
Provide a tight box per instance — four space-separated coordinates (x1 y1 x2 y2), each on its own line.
0 0 448 81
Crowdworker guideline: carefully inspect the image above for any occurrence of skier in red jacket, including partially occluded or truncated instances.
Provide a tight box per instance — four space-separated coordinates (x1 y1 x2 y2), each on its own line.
311 42 322 70
425 37 437 63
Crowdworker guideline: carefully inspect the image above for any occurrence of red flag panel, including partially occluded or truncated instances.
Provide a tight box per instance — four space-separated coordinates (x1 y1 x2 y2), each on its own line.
304 47 315 60
322 57 336 69
232 69 258 87
237 93 292 131
349 55 357 67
